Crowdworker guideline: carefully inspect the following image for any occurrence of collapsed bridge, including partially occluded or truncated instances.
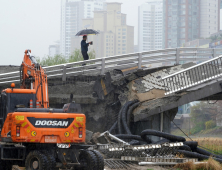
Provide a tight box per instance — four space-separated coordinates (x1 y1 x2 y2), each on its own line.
1 47 222 136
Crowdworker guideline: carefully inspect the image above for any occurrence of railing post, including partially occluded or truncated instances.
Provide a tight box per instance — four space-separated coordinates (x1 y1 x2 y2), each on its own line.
138 53 142 69
101 58 105 75
176 48 180 65
213 48 216 58
62 65 66 82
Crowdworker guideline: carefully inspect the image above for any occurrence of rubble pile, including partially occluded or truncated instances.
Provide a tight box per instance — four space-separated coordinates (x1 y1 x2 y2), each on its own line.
90 101 222 169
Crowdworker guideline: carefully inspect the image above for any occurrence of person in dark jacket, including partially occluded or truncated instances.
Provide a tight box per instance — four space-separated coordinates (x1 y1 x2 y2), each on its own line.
81 35 92 62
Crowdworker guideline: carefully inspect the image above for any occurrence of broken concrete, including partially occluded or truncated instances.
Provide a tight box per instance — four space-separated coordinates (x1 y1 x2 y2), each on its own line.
1 62 221 136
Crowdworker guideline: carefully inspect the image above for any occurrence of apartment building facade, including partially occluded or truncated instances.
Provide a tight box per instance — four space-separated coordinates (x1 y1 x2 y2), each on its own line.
200 0 220 38
60 0 105 58
138 0 164 52
82 3 134 58
164 0 220 48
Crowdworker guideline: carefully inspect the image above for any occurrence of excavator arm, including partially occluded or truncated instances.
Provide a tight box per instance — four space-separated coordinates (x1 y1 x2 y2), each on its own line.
20 49 49 108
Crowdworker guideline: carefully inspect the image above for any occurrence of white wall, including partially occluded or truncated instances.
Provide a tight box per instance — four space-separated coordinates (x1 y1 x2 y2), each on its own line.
138 0 163 52
200 0 219 38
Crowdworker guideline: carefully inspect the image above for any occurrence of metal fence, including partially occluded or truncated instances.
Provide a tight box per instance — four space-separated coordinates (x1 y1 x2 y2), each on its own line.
1 48 222 85
162 55 222 95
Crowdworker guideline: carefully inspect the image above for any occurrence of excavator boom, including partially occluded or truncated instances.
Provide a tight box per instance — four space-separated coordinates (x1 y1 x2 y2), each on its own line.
20 49 49 108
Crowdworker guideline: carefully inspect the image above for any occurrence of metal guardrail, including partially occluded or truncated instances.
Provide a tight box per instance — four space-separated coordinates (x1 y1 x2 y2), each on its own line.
0 48 222 85
162 55 222 95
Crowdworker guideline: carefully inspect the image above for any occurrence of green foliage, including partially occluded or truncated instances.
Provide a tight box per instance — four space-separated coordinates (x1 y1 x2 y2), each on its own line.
68 49 83 63
40 54 67 66
68 49 95 63
205 120 216 130
37 49 96 66
190 102 212 134
210 34 222 42
190 122 205 135
190 102 210 123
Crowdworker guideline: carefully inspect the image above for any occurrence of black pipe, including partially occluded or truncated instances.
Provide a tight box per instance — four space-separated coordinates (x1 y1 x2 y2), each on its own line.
129 140 140 145
118 101 134 134
127 102 140 127
179 144 192 152
141 129 186 142
152 139 170 144
16 108 64 113
177 150 222 163
194 147 222 159
142 135 153 144
122 100 138 135
183 141 198 150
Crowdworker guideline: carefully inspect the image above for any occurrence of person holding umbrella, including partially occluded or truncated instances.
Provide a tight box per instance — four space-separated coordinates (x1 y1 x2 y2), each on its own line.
76 29 99 65
81 35 92 63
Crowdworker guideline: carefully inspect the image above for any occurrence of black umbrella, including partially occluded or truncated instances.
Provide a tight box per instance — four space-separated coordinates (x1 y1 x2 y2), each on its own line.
75 29 99 36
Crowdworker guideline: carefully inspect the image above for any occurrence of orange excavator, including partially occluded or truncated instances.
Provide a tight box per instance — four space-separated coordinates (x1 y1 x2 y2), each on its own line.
0 50 104 170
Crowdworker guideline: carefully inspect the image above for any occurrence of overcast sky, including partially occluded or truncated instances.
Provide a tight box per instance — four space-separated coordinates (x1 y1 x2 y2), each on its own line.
0 0 148 65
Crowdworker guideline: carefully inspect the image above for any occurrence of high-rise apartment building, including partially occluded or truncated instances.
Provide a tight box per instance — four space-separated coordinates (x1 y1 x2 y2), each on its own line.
81 3 134 58
164 0 200 48
164 0 220 48
138 0 164 52
200 0 220 38
60 0 105 58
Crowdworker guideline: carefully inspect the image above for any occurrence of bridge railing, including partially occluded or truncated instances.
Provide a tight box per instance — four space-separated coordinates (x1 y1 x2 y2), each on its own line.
162 55 222 95
1 48 222 85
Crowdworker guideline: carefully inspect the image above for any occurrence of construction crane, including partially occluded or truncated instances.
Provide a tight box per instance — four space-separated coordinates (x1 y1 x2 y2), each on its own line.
0 50 104 170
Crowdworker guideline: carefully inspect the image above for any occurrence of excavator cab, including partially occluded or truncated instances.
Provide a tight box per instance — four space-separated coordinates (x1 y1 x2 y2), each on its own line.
0 88 36 130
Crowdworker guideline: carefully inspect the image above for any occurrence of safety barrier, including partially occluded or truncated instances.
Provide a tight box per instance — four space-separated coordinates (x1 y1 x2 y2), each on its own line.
162 55 222 95
0 48 222 85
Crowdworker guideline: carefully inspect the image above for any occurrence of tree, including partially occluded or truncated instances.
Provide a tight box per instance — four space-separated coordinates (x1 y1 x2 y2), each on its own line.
68 49 95 63
36 49 96 66
39 55 67 66
210 35 218 42
189 101 221 134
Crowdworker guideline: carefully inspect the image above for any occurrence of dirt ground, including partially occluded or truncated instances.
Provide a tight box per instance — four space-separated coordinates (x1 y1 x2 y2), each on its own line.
15 165 172 170
105 165 174 170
